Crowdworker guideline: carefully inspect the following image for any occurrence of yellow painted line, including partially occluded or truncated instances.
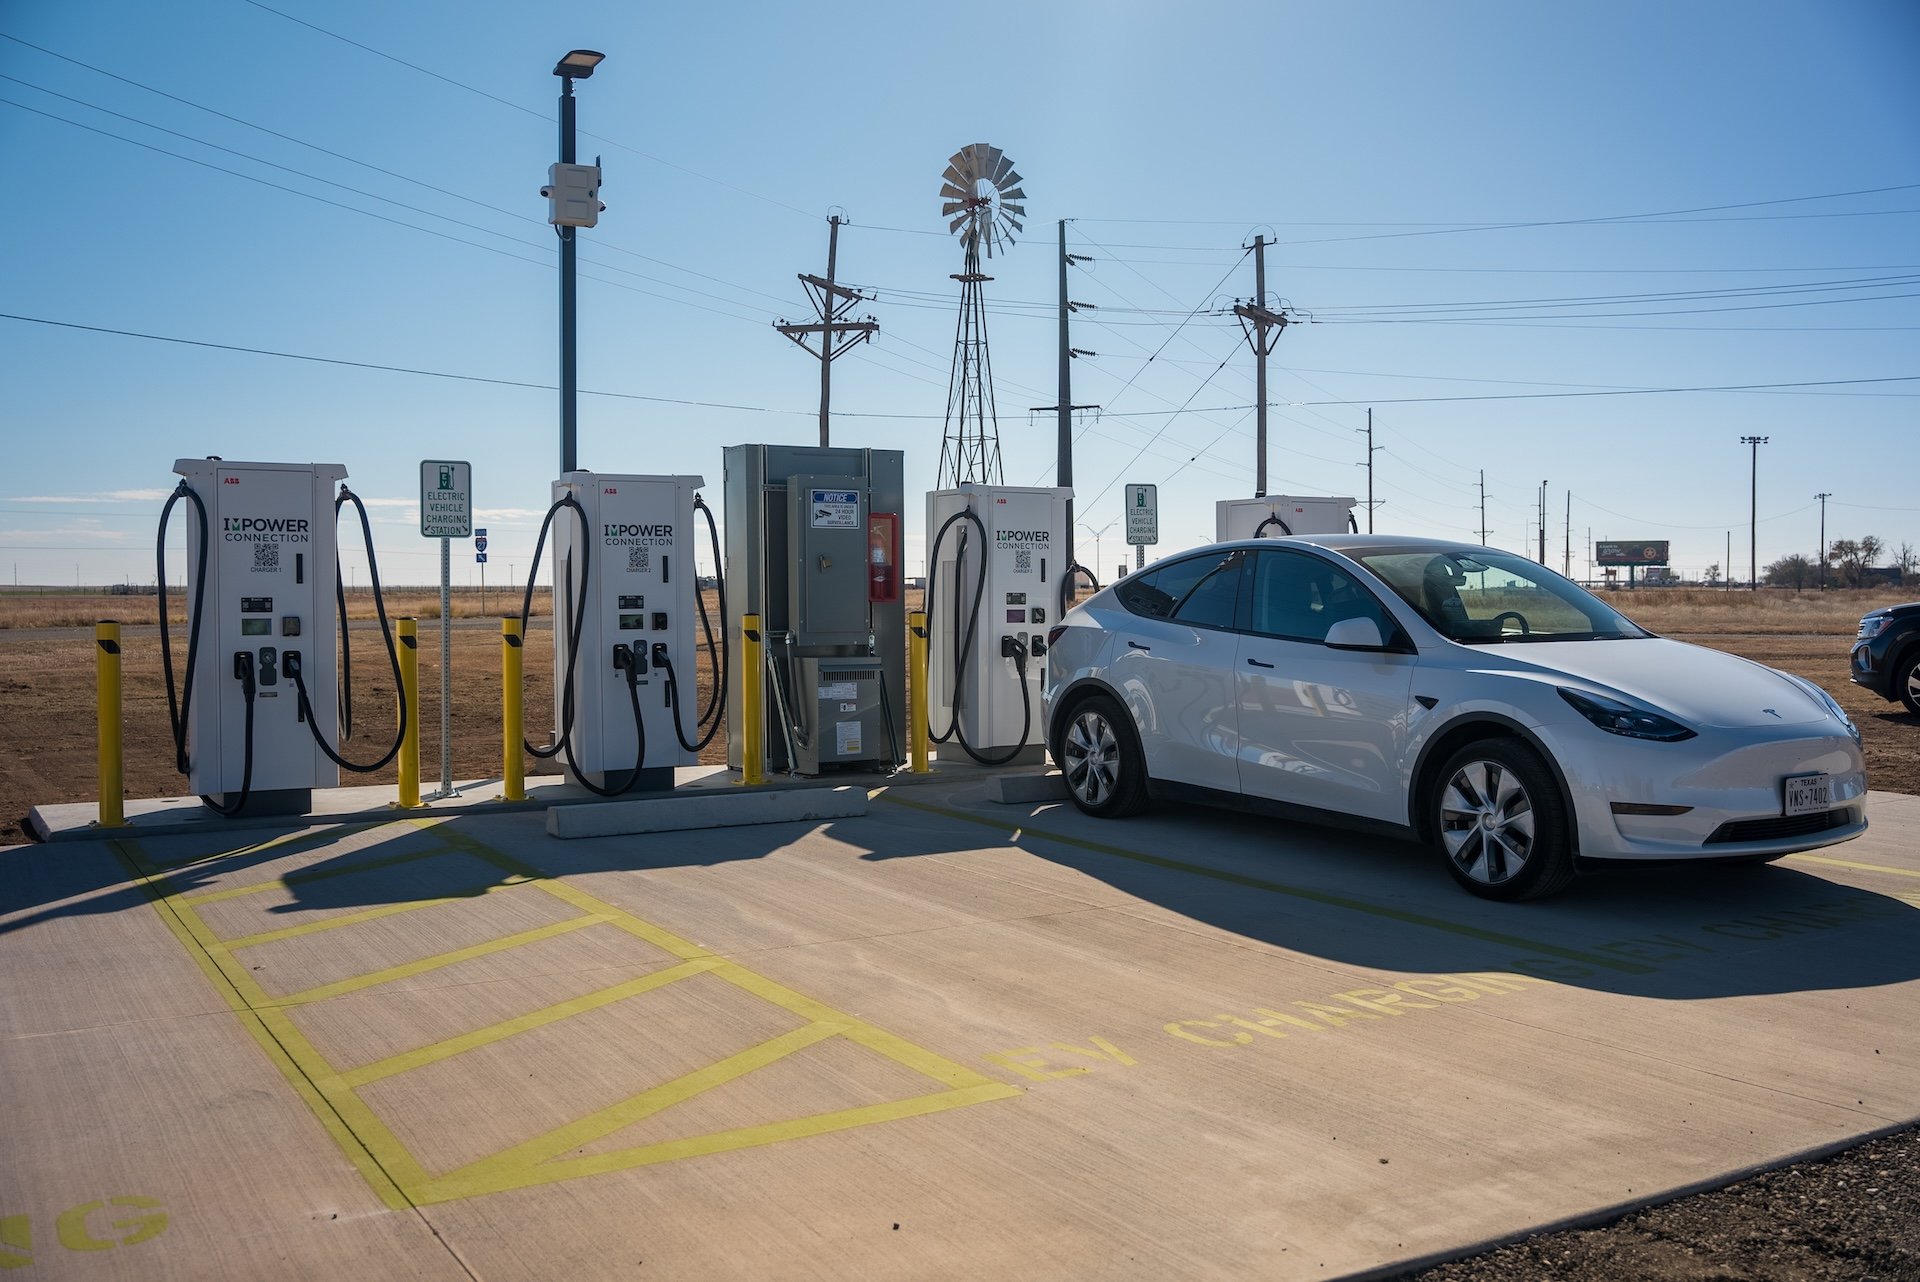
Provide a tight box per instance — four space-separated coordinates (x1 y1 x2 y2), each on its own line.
1787 853 1920 880
421 1083 1016 1205
275 912 615 1006
111 839 415 1211
177 842 466 906
126 815 1022 1207
217 878 532 951
141 822 384 875
445 1021 843 1182
334 958 724 1089
878 790 1658 975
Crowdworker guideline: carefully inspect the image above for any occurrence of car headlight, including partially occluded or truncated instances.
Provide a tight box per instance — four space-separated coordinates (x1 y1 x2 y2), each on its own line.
1857 615 1890 640
1783 673 1860 742
1557 687 1696 741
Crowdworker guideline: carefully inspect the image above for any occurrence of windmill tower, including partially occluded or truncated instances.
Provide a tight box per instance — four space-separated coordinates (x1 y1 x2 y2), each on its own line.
937 144 1026 488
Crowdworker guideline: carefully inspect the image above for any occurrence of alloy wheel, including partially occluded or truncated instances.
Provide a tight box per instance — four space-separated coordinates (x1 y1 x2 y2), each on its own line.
1439 760 1537 885
1063 708 1121 808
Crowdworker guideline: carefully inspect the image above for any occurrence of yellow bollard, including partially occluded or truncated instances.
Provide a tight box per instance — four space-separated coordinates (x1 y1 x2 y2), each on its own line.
94 621 125 827
907 610 930 774
739 613 766 786
501 616 525 801
397 617 421 808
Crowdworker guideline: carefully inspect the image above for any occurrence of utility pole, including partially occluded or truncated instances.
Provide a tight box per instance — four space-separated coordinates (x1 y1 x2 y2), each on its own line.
1741 435 1769 589
1477 471 1489 546
1032 220 1098 569
1563 490 1571 579
1358 409 1382 533
1815 491 1832 589
1234 234 1290 498
776 214 879 448
1538 479 1548 565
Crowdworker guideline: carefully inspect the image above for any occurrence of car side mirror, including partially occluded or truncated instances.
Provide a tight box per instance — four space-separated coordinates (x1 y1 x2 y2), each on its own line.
1324 617 1387 650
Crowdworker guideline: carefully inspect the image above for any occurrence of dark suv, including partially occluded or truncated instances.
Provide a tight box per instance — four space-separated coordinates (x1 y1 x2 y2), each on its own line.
1851 601 1920 716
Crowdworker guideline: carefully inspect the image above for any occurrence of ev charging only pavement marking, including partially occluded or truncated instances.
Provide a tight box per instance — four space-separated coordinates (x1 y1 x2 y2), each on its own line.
113 818 1018 1208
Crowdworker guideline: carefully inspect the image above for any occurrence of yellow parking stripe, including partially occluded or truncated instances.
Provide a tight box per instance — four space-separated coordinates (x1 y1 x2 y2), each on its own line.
334 959 724 1089
118 817 1020 1208
217 877 533 951
178 843 463 906
1787 853 1920 880
276 913 615 1007
445 1021 842 1183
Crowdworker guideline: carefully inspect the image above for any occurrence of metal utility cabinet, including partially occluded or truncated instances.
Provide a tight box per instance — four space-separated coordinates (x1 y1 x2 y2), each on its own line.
1216 495 1358 541
724 444 905 775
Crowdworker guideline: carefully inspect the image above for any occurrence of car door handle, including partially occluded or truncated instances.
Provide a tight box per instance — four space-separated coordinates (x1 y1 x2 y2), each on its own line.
1246 657 1274 669
1127 641 1151 653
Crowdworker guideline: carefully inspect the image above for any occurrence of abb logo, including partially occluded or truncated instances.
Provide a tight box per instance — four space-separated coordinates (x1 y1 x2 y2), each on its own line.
604 487 619 494
223 476 240 485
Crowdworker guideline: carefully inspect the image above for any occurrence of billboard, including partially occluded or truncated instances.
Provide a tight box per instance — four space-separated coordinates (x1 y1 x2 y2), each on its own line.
1595 540 1669 567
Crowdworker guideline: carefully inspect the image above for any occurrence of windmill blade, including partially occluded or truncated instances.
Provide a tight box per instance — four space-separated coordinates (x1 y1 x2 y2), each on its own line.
1000 186 1027 203
1002 212 1025 234
940 181 969 201
942 201 969 217
973 144 1002 176
991 154 1014 186
1000 200 1026 217
949 213 973 235
944 156 971 183
1002 169 1023 191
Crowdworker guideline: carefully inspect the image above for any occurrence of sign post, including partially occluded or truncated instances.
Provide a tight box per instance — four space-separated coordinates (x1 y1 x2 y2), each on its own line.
1125 483 1158 571
474 527 489 614
420 462 472 799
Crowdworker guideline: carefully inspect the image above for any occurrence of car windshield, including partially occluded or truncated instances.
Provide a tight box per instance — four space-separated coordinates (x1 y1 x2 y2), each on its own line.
1355 547 1650 644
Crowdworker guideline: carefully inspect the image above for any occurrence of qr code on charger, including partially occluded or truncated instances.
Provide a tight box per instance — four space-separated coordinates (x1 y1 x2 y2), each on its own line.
1014 549 1032 573
252 543 279 571
628 546 651 573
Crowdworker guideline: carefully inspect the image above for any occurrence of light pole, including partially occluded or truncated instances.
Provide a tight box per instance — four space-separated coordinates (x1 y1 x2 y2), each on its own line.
1079 520 1116 581
552 49 605 475
1740 436 1768 590
1538 480 1548 564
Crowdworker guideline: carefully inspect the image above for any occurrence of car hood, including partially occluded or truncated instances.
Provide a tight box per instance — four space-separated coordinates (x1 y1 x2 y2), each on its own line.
1481 637 1829 728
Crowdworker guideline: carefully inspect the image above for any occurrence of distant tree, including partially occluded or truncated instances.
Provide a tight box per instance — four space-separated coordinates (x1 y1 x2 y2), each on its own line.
1704 563 1721 587
1899 542 1918 580
1826 535 1884 588
1764 554 1814 589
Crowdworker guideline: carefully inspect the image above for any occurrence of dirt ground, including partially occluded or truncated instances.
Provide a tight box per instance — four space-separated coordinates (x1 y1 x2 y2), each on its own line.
3 588 1917 1280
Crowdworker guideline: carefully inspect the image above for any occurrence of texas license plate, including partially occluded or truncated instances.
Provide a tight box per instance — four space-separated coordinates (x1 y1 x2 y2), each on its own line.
1783 773 1832 817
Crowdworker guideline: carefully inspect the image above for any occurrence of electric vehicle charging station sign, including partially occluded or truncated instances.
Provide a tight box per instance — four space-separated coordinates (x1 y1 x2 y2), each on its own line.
1125 483 1158 546
420 460 472 538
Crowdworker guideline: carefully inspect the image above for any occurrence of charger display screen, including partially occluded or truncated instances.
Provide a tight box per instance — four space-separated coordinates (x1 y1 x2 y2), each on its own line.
241 618 272 636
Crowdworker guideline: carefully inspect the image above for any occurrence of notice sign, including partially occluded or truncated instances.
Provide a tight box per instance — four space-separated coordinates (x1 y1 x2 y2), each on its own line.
420 460 472 538
810 489 859 529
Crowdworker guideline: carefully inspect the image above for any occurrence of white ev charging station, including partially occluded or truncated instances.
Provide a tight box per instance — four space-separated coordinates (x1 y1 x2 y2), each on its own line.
167 458 346 814
545 471 708 794
1216 494 1358 541
925 483 1071 765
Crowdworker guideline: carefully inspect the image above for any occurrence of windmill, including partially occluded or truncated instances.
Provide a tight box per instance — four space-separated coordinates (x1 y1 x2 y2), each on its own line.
936 144 1025 487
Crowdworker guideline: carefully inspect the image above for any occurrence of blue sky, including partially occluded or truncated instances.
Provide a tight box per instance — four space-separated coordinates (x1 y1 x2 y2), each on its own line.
2 0 1916 588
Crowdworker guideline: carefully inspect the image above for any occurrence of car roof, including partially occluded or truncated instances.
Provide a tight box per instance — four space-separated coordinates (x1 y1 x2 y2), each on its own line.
1205 533 1490 556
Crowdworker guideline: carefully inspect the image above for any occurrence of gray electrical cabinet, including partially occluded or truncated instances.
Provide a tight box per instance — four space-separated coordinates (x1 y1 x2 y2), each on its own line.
724 445 905 776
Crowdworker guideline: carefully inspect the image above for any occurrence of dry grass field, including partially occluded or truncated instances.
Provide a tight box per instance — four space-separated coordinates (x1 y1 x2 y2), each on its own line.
1 585 1914 845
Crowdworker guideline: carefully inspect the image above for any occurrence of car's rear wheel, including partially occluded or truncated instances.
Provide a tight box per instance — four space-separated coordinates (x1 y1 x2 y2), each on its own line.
1057 694 1148 818
1431 738 1575 901
1896 647 1920 717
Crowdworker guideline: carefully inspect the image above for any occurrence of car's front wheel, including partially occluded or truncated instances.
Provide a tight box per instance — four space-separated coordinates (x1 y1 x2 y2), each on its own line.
1896 647 1920 718
1431 738 1575 901
1057 694 1149 818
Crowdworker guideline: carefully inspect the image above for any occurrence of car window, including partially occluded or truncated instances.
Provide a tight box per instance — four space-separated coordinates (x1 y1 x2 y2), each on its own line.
1248 549 1396 644
1116 551 1241 628
1357 548 1648 644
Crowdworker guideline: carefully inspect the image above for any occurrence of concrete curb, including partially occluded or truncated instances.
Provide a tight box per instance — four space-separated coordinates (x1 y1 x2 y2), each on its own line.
985 772 1069 804
546 783 868 839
